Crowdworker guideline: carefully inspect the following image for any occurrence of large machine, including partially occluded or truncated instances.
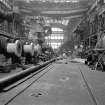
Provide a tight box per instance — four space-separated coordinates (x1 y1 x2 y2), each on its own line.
0 1 54 72
73 0 105 71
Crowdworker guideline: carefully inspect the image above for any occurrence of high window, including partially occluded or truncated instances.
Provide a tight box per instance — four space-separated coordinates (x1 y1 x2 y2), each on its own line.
26 0 79 3
45 27 64 49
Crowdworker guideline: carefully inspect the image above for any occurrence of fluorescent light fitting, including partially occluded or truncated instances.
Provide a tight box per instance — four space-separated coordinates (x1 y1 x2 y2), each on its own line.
26 0 30 3
71 0 79 3
66 0 71 2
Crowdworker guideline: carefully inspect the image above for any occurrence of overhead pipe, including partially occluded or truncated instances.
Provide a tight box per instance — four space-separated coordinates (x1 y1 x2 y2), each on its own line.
0 59 56 91
0 33 14 39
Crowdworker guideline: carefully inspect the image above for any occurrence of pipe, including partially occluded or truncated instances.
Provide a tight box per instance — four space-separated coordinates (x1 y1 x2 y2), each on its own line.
0 34 14 39
0 59 56 90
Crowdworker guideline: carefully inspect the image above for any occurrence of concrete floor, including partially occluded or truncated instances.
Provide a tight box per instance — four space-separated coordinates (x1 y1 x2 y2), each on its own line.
0 59 105 105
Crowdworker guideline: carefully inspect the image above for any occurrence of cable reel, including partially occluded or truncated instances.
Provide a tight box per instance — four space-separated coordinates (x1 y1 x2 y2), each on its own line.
0 37 12 54
23 42 34 56
34 44 41 54
7 40 22 57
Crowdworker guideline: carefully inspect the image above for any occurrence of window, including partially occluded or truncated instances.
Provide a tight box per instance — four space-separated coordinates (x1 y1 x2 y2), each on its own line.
52 27 63 32
45 27 64 49
25 0 79 3
44 17 69 26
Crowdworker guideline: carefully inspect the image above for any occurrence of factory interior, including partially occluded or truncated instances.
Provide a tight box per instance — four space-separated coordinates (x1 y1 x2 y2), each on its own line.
1 0 105 105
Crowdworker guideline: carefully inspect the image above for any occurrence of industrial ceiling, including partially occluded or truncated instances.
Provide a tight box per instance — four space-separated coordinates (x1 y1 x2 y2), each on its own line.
12 0 96 31
13 0 95 16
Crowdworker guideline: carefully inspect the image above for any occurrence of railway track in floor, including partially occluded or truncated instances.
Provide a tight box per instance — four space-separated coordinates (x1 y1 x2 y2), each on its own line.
0 63 46 79
79 65 99 105
0 59 55 105
4 65 54 105
0 59 101 105
0 59 56 90
56 59 100 105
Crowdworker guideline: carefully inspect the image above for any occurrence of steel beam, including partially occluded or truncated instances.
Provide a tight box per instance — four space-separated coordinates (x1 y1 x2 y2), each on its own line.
41 8 88 14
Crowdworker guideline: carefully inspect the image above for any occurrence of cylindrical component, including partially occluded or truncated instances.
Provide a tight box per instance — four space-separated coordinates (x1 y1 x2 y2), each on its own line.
0 59 56 90
7 40 22 57
34 44 41 54
23 43 34 56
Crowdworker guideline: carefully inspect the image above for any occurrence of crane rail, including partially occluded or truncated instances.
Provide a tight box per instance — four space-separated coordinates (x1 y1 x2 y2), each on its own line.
3 63 54 105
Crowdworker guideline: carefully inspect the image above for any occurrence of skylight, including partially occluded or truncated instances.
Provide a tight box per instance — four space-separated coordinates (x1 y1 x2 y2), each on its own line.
50 43 61 49
25 0 79 3
40 0 79 3
52 28 63 32
44 17 69 26
45 27 64 49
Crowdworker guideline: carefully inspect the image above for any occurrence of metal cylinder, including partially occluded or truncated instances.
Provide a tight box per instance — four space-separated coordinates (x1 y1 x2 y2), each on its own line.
7 40 22 57
34 44 41 54
23 43 34 56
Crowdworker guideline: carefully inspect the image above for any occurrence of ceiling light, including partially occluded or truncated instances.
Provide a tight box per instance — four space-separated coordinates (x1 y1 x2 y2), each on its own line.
42 0 46 2
26 0 30 3
26 0 79 3
71 0 79 3
52 28 63 31
66 0 71 2
25 0 36 3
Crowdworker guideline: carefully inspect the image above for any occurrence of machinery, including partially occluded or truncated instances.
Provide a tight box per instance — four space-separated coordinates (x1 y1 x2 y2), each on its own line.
72 0 105 71
84 34 105 71
0 35 54 72
0 5 53 72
